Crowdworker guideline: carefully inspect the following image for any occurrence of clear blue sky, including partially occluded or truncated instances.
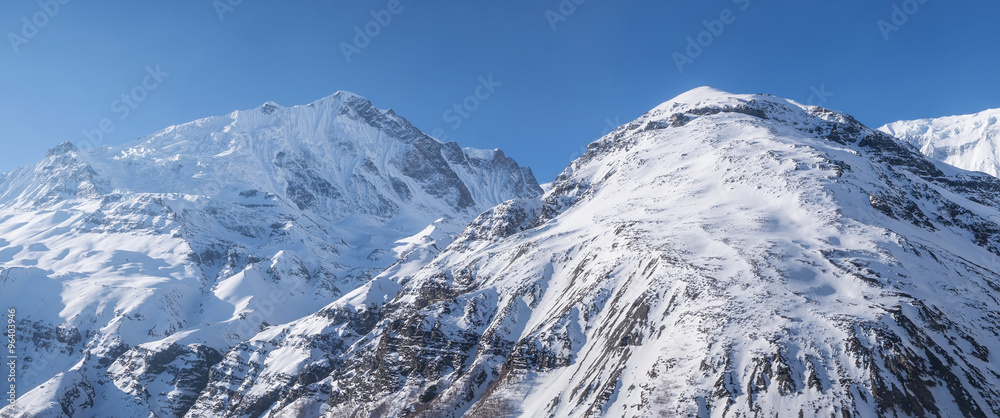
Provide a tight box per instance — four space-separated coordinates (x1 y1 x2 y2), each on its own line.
2 1 998 182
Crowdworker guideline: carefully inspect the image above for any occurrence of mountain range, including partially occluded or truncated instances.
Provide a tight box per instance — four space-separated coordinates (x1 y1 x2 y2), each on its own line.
3 87 1000 417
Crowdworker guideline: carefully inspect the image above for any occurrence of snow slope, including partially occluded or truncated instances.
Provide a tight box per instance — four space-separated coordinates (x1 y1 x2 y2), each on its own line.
188 87 1000 417
0 92 541 417
881 108 1000 176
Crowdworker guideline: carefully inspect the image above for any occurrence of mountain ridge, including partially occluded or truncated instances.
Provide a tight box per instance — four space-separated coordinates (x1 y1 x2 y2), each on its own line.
0 91 541 417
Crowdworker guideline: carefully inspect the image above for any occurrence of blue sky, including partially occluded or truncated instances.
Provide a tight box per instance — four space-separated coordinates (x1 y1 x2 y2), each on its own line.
1 1 998 182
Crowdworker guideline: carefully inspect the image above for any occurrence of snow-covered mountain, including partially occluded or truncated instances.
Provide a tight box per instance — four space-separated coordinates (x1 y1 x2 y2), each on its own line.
0 92 541 417
6 87 1000 418
880 108 1000 176
181 87 1000 417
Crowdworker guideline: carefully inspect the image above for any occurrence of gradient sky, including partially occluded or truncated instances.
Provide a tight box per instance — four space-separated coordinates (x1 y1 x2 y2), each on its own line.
2 1 999 182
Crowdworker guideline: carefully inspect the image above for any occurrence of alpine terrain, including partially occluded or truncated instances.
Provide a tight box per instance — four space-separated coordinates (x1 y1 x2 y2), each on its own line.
185 87 1000 418
4 86 1000 417
0 92 541 417
881 108 1000 177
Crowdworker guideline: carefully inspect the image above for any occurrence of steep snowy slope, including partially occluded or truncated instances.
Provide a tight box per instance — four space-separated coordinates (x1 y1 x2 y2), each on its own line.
0 92 541 417
881 108 1000 176
188 87 1000 417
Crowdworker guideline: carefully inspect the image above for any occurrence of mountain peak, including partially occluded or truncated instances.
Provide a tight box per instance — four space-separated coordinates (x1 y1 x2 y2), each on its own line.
248 91 374 117
258 101 281 114
881 106 1000 176
330 90 365 101
114 90 421 164
670 85 734 104
304 90 371 110
45 140 79 157
648 86 738 114
645 87 804 125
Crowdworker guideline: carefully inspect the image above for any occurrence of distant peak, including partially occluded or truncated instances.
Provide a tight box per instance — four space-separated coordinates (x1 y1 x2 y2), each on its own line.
303 90 375 113
881 107 1000 134
240 91 385 122
331 90 365 101
46 141 79 157
260 101 280 115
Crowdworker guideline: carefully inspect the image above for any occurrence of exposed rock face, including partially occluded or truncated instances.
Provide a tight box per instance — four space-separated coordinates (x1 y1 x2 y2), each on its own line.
0 92 540 417
187 88 1000 417
108 343 224 417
